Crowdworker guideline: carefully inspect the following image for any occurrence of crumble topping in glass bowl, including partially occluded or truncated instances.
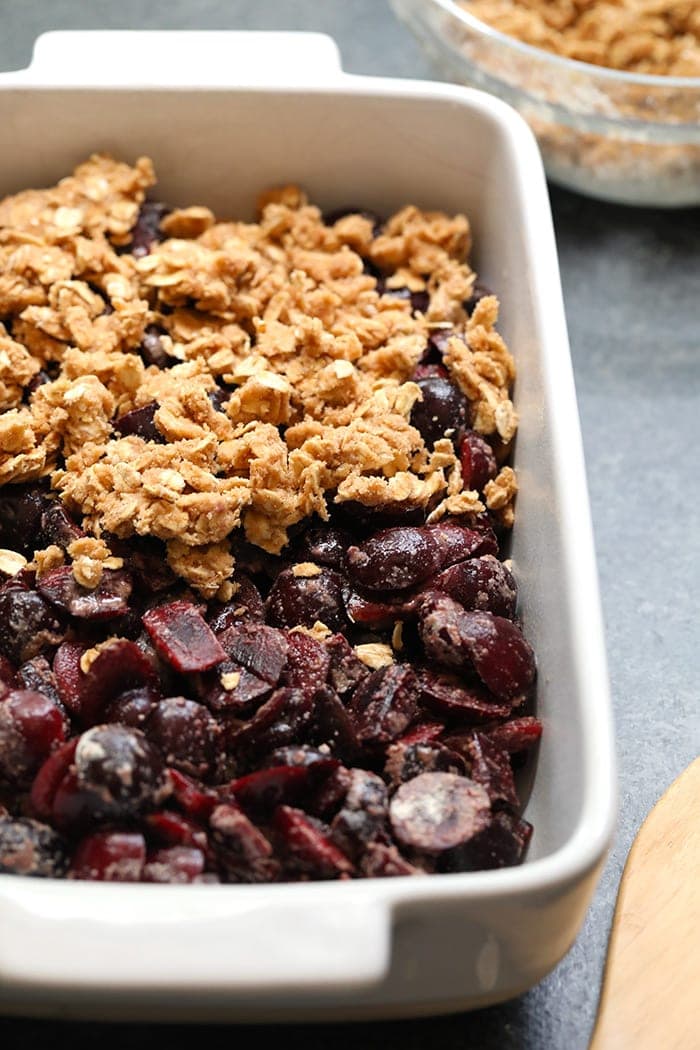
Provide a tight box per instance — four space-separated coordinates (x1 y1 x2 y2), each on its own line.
460 1 700 77
391 0 700 205
0 155 539 883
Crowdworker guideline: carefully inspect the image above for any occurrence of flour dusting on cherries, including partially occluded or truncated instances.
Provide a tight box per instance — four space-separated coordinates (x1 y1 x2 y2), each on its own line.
0 156 540 882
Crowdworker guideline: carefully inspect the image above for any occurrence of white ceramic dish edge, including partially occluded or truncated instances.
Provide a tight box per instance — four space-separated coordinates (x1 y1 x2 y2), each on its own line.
0 31 616 1021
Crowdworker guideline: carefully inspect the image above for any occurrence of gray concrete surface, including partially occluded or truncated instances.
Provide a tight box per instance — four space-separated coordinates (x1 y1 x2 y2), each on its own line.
1 2 698 1047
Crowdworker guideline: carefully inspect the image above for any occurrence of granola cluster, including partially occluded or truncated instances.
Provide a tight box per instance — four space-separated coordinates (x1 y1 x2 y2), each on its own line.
0 155 517 597
462 0 700 75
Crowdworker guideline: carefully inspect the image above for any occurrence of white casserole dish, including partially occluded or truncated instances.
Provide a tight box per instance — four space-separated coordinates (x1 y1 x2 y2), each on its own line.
0 30 616 1021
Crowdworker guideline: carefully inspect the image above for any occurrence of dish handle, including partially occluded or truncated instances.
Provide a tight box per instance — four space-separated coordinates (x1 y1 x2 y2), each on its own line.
0 30 346 87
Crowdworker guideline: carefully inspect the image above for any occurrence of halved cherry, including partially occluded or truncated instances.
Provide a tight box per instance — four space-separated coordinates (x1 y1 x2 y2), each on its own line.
274 806 353 879
70 831 146 881
143 601 226 673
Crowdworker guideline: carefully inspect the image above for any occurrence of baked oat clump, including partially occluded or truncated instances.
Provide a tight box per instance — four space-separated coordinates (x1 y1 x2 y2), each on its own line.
461 0 700 76
0 154 517 596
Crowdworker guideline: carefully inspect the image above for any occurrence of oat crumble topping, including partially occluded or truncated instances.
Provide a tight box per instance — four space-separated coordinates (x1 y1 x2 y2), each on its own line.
0 154 518 595
289 621 334 641
462 0 700 75
355 643 396 669
0 548 27 576
219 670 241 691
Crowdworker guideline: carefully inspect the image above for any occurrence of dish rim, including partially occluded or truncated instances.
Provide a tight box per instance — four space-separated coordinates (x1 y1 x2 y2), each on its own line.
0 65 616 913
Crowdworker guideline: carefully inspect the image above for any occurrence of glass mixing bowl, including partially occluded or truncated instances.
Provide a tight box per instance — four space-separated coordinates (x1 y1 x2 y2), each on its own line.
391 0 700 206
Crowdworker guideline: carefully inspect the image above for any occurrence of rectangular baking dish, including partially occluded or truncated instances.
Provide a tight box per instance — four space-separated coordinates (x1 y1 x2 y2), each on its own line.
0 30 616 1022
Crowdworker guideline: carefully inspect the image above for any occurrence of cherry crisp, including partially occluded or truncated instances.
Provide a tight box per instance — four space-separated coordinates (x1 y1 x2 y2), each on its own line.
0 155 540 883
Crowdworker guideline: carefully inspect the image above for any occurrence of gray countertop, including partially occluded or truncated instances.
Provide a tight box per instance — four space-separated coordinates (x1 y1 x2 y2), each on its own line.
1 3 698 1048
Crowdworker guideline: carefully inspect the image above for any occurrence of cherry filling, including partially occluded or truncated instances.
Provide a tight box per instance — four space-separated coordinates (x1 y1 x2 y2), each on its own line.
0 490 539 881
0 504 540 882
0 203 539 885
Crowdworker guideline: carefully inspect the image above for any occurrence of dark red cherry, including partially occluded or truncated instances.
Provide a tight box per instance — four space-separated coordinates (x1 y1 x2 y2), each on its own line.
0 814 67 877
410 376 469 448
51 725 166 830
266 567 348 633
459 431 497 492
389 772 491 854
146 697 220 778
70 831 146 881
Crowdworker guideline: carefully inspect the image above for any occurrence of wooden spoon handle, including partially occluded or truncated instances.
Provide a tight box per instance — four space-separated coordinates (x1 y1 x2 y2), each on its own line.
590 757 700 1050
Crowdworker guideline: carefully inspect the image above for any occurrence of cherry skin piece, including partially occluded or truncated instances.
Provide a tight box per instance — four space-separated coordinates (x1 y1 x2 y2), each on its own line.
413 362 448 381
39 502 85 551
143 846 206 884
397 721 445 746
0 654 17 689
347 665 419 748
29 738 78 820
346 527 444 592
229 687 315 759
168 768 219 821
464 282 493 316
441 810 533 872
52 642 89 718
113 402 164 443
360 841 423 878
485 716 543 753
230 765 314 818
60 639 159 726
129 200 170 257
195 659 272 714
207 577 264 633
344 589 415 630
415 669 511 722
381 286 430 316
283 632 331 693
0 484 50 554
324 634 369 696
209 802 279 883
145 810 207 849
330 768 389 861
460 732 519 810
309 685 359 763
16 655 64 710
216 623 288 684
384 741 466 788
70 831 146 881
37 566 133 621
143 601 227 673
139 324 174 369
274 806 354 879
104 687 159 728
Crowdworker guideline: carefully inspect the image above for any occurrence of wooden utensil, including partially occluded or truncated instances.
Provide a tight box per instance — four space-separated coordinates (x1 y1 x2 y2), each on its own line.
590 757 700 1050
